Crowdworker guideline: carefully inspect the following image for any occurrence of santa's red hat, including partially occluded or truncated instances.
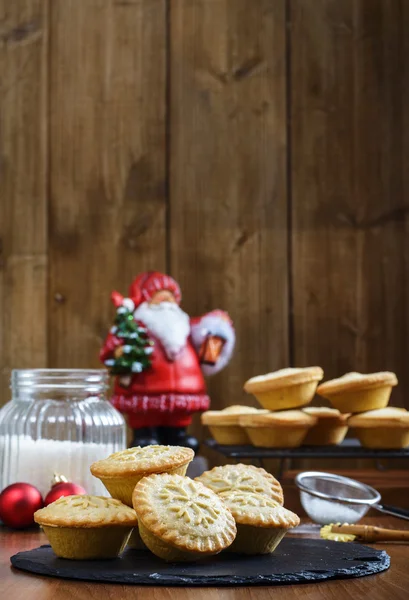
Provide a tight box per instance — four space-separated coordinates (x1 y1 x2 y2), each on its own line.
129 272 182 307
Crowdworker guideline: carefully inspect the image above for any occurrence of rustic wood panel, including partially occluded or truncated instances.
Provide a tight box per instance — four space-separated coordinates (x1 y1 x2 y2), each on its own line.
0 0 408 482
48 0 167 368
0 0 48 406
170 0 289 440
291 0 409 410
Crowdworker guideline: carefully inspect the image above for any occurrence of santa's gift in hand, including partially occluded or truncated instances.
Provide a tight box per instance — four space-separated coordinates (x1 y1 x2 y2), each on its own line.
100 271 235 451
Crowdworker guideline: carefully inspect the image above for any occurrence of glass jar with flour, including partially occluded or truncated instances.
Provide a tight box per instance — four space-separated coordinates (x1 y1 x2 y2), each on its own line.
0 369 126 495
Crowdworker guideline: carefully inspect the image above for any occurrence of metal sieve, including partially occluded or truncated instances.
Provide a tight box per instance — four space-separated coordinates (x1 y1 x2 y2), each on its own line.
295 471 409 525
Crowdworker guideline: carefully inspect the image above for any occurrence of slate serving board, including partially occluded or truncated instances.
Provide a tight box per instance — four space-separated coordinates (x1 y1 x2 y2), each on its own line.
11 538 389 587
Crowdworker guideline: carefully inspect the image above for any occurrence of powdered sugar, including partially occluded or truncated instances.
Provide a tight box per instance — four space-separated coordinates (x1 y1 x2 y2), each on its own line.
300 493 368 525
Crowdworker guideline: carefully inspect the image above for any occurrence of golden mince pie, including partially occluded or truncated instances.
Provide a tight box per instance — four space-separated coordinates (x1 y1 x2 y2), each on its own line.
219 491 300 554
90 445 194 506
317 372 398 413
239 410 317 448
132 473 236 562
302 407 350 445
348 407 409 449
34 495 138 559
201 405 268 445
195 464 283 505
244 367 324 411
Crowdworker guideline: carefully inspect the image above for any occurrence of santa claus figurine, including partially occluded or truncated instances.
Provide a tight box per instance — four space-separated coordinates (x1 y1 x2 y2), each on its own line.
100 271 235 451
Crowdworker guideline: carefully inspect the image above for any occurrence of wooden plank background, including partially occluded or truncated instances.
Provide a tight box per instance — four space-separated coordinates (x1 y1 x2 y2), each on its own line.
1 1 408 460
291 0 408 409
170 0 288 443
48 0 167 368
0 0 48 405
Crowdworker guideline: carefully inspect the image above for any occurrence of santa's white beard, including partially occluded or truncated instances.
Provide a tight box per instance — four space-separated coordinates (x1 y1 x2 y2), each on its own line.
134 301 190 361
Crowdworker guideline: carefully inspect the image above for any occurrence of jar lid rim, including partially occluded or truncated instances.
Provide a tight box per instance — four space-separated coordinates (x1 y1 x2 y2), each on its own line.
12 369 108 375
11 369 109 390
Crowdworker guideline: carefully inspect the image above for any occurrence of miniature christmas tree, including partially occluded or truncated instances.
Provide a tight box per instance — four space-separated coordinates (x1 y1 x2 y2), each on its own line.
103 292 153 375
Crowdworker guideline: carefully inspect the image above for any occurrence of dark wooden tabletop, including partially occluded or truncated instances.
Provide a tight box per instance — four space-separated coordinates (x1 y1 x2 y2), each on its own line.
1 517 409 600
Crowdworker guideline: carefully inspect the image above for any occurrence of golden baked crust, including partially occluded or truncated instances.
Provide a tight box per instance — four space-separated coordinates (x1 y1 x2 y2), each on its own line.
303 407 350 421
202 406 268 426
302 408 349 445
221 405 259 413
219 491 300 529
133 474 236 554
244 367 323 394
90 445 194 479
34 495 138 528
195 464 283 504
239 410 317 428
348 407 409 428
317 372 398 397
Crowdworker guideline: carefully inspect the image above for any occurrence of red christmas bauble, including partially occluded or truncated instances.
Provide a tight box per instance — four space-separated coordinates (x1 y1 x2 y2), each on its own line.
0 483 43 529
44 474 86 506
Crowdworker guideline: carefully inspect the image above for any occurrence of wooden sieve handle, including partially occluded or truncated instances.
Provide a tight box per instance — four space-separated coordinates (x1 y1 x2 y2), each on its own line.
331 524 409 542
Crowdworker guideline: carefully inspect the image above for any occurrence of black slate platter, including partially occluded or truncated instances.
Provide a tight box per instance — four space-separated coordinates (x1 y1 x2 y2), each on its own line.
11 538 389 587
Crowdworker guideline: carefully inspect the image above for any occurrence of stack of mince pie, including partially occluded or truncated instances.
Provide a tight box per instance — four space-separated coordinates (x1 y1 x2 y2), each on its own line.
242 367 329 448
317 371 409 448
34 446 300 561
201 367 325 449
203 366 406 450
201 367 326 449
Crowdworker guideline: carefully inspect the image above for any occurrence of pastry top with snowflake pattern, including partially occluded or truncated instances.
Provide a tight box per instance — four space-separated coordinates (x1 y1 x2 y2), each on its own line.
133 473 236 554
195 463 283 505
219 491 300 528
34 495 138 528
90 445 194 478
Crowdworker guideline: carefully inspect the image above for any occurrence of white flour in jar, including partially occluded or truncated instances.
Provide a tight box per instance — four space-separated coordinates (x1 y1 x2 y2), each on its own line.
0 435 123 495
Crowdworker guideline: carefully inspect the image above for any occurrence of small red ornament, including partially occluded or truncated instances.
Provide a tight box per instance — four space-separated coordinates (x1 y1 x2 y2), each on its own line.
44 473 86 506
0 483 43 529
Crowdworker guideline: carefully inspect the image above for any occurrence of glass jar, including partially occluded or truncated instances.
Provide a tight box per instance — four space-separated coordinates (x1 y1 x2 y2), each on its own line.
0 369 126 496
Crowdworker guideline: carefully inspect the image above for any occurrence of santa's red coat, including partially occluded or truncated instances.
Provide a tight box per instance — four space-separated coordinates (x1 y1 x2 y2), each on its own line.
100 328 210 428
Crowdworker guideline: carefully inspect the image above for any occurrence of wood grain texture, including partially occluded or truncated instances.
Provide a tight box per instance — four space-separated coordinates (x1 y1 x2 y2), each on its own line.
170 0 289 441
0 0 48 405
290 0 409 409
48 0 167 368
0 0 407 482
2 516 409 599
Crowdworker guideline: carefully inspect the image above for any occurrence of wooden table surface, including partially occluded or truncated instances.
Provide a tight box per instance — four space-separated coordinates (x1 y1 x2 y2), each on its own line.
1 517 409 600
